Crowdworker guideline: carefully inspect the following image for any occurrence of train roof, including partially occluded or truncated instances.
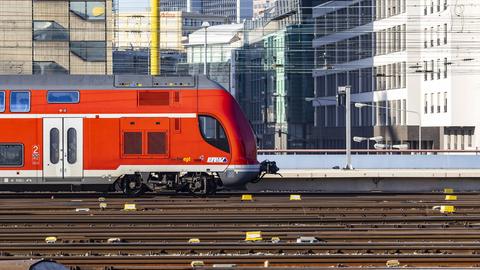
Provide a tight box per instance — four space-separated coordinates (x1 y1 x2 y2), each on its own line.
0 75 225 91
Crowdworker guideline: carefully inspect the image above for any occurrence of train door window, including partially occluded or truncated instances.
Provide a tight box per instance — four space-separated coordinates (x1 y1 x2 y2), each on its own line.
10 91 30 112
0 144 23 167
198 115 230 153
123 132 142 155
0 91 4 112
67 128 77 164
48 91 80 104
50 128 60 164
147 132 167 154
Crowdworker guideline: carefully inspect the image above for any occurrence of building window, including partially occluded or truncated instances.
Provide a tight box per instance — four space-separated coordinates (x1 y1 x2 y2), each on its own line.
47 91 80 104
437 92 441 112
424 61 428 81
70 1 106 21
444 92 448 112
437 59 441 79
0 91 4 112
430 27 434 47
33 21 69 41
0 144 23 167
437 25 441 45
70 41 106 62
430 93 434 113
33 61 68 75
444 0 448 10
10 91 30 113
444 58 448 78
424 28 428 48
424 94 428 114
468 130 473 147
431 60 435 80
444 23 448 44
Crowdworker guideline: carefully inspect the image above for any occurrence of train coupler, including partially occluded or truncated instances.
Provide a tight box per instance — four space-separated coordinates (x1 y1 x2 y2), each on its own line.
252 160 280 183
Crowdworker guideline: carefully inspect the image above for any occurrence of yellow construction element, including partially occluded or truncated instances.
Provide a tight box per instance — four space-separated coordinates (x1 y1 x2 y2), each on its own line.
190 261 205 267
45 236 57 244
245 231 263 241
98 197 106 202
123 203 137 211
99 202 108 209
445 195 457 201
241 194 253 201
188 238 201 244
444 188 454 194
91 6 106 17
271 237 281 243
290 194 302 201
440 205 456 213
150 0 160 75
386 259 400 267
264 260 270 267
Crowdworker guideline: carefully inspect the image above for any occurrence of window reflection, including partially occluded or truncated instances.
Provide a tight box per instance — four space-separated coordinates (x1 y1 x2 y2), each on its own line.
70 1 106 21
10 91 30 113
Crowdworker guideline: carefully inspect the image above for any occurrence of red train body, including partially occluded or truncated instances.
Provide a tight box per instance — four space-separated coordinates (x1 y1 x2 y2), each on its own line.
0 75 266 195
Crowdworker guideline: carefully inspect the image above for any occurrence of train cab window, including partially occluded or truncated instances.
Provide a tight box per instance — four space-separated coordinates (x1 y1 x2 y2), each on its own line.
10 91 30 112
0 144 23 167
198 115 230 153
48 91 80 104
0 91 4 112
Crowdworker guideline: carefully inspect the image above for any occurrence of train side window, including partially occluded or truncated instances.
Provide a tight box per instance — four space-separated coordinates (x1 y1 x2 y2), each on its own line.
0 91 4 112
10 91 30 112
67 128 77 164
0 144 23 167
48 91 80 104
123 132 142 155
198 115 230 153
50 128 60 164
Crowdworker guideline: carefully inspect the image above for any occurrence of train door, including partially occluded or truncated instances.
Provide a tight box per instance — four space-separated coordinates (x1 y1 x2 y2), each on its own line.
43 118 83 181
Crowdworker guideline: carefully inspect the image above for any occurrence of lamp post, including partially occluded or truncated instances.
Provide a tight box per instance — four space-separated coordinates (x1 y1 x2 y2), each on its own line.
338 86 352 170
201 21 210 76
355 102 422 151
353 136 384 153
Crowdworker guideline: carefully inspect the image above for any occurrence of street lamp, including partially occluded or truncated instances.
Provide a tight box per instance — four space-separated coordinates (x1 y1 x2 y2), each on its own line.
355 102 422 151
353 136 384 153
201 21 210 76
374 143 409 150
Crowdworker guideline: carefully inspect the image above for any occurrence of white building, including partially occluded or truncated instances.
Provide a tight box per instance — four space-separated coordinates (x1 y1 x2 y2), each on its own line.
312 0 480 150
185 23 245 93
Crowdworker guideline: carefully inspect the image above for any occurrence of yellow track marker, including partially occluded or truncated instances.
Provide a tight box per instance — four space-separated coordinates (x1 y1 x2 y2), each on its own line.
290 194 302 201
245 231 263 241
241 194 253 201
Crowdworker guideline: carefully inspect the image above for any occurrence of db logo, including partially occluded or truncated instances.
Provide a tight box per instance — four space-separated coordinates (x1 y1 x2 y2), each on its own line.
207 157 228 163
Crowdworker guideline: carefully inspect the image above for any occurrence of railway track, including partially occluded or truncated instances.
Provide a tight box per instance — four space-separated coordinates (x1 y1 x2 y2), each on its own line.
1 193 480 269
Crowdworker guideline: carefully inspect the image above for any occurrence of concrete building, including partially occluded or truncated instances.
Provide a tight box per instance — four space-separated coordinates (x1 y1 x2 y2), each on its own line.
253 0 277 19
115 10 228 74
312 0 480 150
0 0 113 75
202 0 253 23
185 23 245 92
160 0 202 12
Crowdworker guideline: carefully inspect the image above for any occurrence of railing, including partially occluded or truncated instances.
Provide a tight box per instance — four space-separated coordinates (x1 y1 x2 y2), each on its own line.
258 149 480 155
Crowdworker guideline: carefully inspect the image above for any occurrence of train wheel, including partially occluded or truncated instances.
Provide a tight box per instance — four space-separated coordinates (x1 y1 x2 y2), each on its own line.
123 175 145 197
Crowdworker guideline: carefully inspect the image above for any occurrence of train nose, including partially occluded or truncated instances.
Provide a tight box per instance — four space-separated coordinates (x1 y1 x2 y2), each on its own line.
218 165 261 188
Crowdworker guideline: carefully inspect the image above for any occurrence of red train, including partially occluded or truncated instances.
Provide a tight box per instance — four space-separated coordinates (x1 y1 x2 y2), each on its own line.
0 75 277 195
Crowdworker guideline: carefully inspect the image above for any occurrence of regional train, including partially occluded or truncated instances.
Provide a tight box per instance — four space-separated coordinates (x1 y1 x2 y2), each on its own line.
0 75 278 195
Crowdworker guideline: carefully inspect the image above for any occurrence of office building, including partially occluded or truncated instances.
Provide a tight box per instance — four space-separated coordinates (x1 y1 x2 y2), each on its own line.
312 0 480 150
0 0 113 75
202 0 253 23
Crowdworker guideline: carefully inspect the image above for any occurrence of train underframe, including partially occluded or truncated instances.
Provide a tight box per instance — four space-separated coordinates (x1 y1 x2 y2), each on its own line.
115 172 222 196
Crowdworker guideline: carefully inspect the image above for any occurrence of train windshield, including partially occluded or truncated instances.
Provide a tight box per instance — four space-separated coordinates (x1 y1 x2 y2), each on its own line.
199 115 230 153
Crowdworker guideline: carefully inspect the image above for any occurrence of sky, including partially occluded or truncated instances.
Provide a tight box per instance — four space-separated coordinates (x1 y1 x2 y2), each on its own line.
119 0 150 12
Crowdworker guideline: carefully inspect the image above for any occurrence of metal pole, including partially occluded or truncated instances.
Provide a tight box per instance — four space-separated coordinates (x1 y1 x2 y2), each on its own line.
204 27 208 76
345 86 352 170
367 138 370 155
419 121 422 152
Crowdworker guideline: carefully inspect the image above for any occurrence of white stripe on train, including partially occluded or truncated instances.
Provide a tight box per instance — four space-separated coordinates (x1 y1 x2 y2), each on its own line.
0 113 197 119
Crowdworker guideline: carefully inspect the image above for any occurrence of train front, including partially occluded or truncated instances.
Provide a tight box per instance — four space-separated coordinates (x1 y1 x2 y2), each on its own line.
197 79 278 188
